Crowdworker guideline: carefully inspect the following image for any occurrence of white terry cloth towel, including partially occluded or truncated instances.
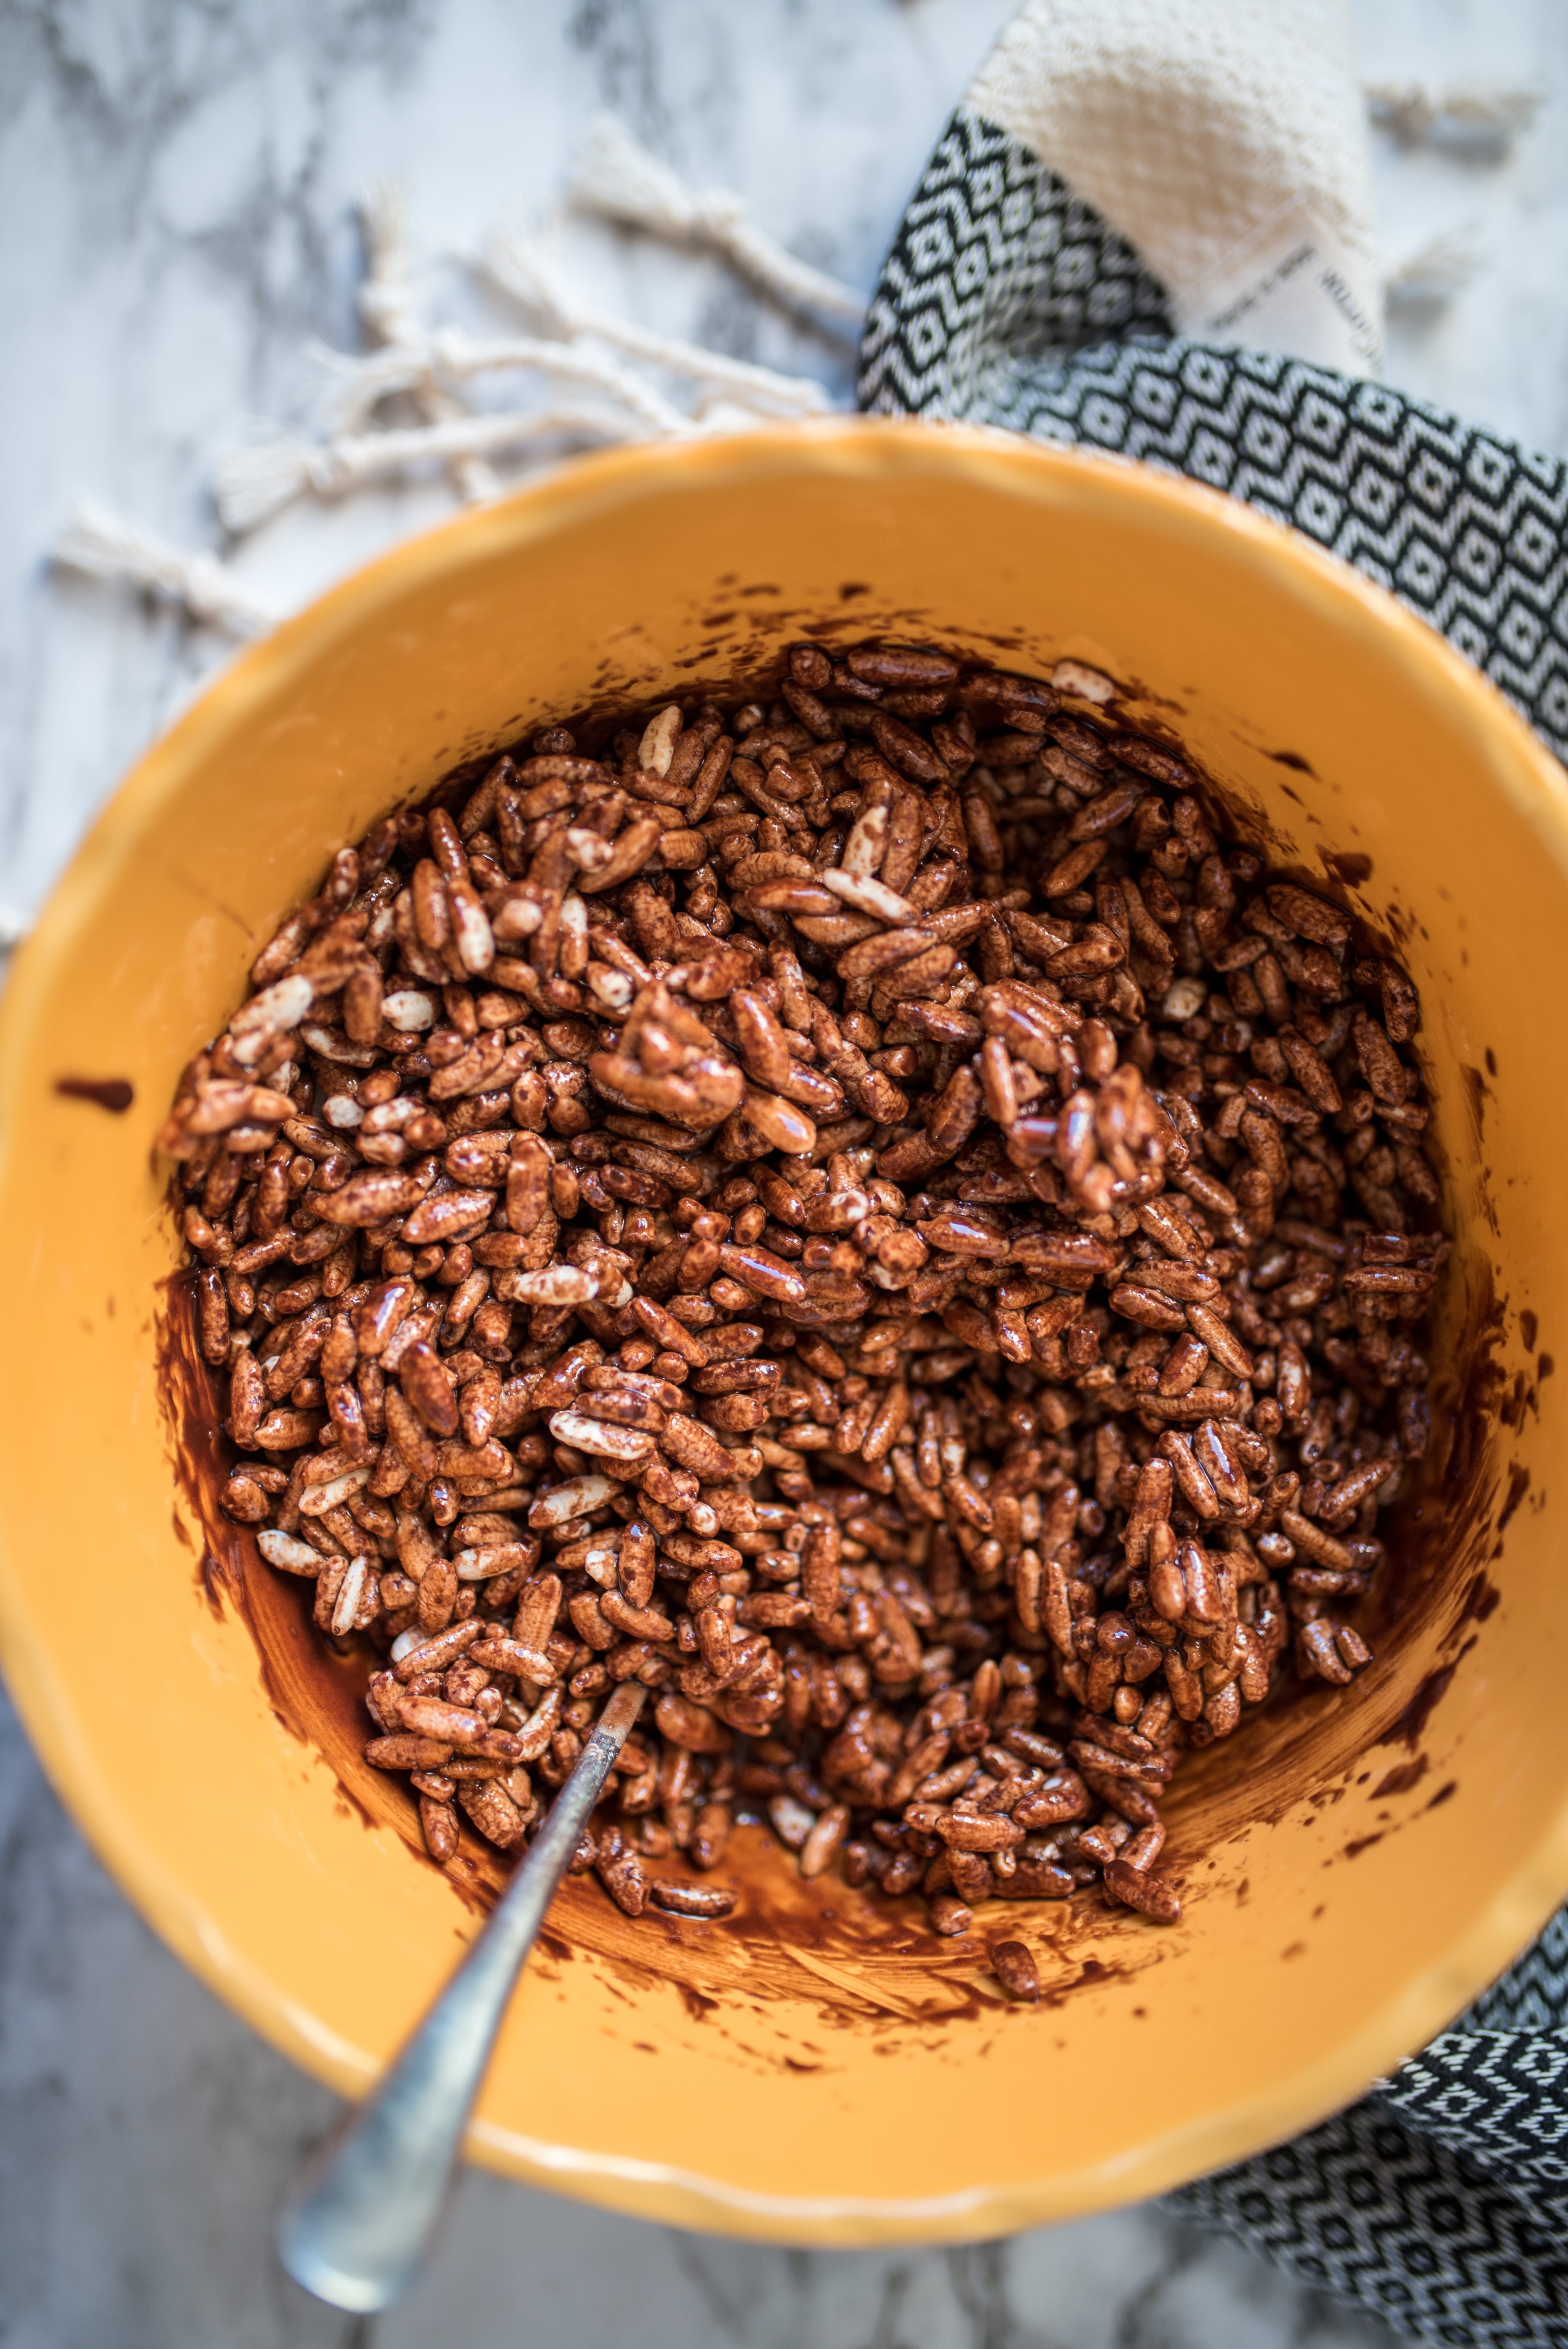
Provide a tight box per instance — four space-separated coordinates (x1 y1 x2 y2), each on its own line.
967 0 1381 373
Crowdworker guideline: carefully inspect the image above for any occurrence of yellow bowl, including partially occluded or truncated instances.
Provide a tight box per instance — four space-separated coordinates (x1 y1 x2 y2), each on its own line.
0 419 1561 2245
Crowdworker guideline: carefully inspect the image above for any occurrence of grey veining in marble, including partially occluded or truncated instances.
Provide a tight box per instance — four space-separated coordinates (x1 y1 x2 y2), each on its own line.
2 1 1564 2342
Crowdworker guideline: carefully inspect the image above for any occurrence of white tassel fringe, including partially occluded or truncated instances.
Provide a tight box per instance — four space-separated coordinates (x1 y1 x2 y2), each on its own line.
1383 220 1486 303
53 499 279 636
568 115 864 328
358 182 423 351
56 159 849 642
358 182 499 503
213 403 645 533
1367 80 1544 155
309 324 694 446
481 228 832 418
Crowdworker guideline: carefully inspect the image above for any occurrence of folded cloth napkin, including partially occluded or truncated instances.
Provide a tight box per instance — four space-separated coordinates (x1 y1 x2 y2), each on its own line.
859 6 1568 2340
857 0 1568 770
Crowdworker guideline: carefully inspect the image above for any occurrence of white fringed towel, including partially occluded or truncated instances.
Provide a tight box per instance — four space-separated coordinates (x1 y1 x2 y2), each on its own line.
969 0 1381 373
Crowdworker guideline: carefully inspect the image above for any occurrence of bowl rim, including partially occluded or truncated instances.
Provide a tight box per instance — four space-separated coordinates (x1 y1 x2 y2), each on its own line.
5 413 1568 2242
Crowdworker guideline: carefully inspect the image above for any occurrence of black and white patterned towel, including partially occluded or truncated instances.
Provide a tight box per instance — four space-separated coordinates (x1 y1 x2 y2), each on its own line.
856 11 1568 2340
858 112 1568 768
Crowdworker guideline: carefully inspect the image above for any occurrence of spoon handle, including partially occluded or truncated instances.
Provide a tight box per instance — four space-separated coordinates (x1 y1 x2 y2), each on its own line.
276 1680 646 2313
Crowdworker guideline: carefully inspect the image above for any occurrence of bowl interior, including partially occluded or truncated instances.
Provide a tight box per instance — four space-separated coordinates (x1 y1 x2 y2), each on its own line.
0 421 1563 2243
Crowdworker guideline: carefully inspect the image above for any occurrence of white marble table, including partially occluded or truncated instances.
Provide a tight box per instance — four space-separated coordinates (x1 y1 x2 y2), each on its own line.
2 1 1564 2340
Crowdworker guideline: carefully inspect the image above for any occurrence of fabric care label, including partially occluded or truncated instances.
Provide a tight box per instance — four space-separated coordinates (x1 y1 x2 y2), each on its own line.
1176 196 1382 376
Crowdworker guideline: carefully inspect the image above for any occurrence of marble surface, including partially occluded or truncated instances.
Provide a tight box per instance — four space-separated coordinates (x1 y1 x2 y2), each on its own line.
1 0 1564 2341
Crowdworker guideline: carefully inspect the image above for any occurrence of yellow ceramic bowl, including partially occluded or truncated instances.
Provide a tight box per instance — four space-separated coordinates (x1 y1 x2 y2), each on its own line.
0 420 1561 2245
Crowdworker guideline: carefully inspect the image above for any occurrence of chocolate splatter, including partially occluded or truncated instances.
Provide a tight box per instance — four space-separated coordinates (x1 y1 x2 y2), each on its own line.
1497 1465 1531 1533
1378 1644 1477 1752
55 1075 134 1112
1372 1756 1429 1800
1460 1573 1502 1624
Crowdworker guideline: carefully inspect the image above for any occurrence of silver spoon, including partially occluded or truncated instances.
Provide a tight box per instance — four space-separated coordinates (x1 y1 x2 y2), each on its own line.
276 1679 646 2313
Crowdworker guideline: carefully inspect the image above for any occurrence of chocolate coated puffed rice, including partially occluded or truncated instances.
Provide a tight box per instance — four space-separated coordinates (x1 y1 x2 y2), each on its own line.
164 642 1446 1934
